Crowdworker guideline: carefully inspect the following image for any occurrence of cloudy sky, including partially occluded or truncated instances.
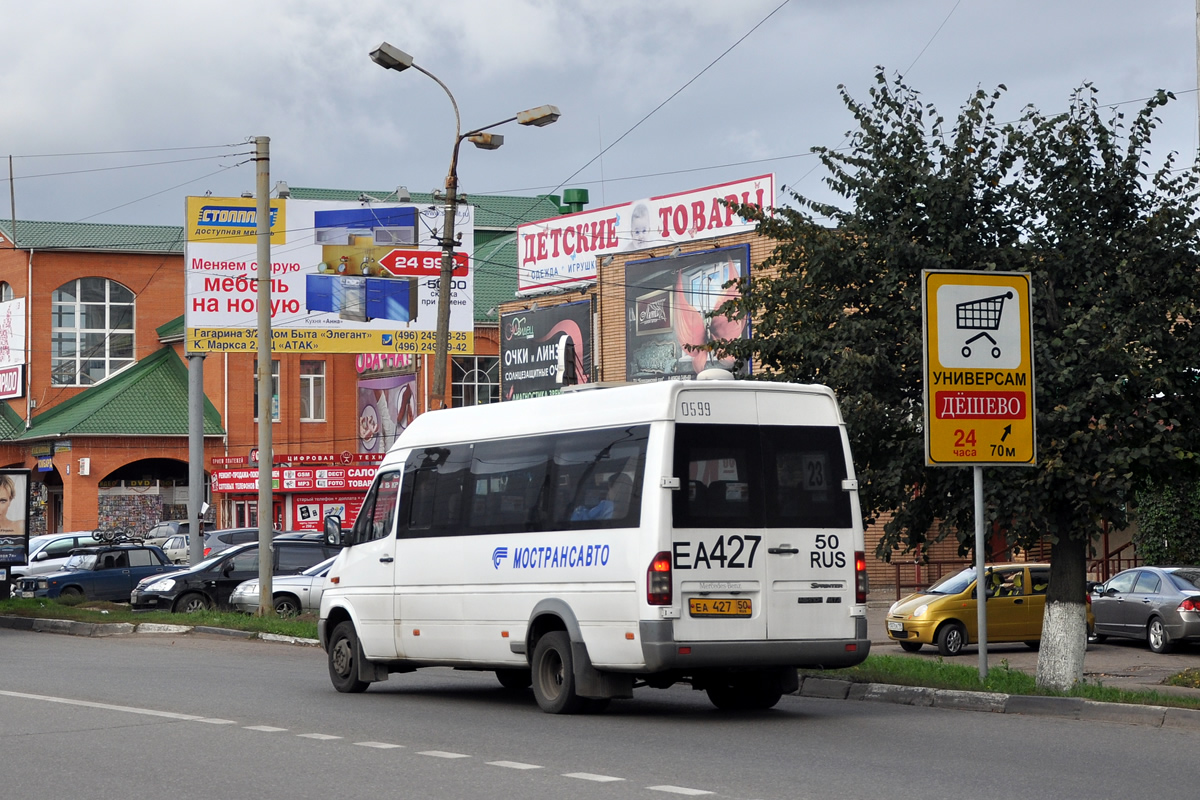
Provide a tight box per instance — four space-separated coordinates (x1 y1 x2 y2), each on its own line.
1 0 1197 227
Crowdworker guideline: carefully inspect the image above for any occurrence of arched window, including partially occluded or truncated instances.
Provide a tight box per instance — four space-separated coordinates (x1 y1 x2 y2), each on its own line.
0 282 13 302
51 277 135 385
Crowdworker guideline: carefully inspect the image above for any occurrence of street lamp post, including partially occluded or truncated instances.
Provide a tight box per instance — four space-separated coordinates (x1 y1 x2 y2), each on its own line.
370 42 560 409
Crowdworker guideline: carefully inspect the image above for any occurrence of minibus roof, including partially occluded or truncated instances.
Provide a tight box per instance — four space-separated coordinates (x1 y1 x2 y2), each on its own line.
391 379 840 453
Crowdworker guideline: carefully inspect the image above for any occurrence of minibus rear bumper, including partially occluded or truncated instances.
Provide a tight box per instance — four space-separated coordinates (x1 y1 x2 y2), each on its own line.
637 619 871 672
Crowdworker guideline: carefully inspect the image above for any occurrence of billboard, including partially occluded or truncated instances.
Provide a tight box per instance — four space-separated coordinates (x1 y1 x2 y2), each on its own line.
624 245 751 382
184 198 474 354
0 469 32 568
500 301 592 400
0 298 26 400
516 174 773 295
357 373 417 455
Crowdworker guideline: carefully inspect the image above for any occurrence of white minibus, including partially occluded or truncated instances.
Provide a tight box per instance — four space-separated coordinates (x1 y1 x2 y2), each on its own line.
319 374 870 713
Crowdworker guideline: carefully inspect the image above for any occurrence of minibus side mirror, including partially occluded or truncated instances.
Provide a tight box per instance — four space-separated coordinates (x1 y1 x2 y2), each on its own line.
324 515 345 547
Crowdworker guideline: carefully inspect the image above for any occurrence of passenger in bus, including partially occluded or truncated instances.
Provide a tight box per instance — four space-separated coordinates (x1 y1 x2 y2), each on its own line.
571 473 634 521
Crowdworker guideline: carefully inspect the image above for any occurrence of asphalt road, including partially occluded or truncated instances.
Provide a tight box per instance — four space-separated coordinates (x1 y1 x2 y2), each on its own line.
2 626 1198 800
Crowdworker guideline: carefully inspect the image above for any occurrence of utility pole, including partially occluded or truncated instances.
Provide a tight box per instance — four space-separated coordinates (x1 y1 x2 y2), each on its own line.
254 136 274 614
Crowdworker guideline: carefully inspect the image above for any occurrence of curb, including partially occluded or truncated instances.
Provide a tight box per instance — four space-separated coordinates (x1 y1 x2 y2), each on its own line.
0 615 320 647
797 675 1200 729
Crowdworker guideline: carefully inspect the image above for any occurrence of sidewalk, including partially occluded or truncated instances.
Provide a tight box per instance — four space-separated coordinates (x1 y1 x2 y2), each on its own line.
866 601 1200 698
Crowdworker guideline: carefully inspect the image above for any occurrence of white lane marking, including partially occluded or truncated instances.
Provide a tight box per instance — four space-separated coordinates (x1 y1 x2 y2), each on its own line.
564 773 625 783
419 750 471 759
0 689 207 721
488 761 543 770
244 725 288 732
356 741 404 749
196 718 237 725
297 733 343 740
648 787 714 796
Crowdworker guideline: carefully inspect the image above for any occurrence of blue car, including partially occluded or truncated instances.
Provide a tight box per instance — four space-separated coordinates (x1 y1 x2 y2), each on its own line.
15 544 181 602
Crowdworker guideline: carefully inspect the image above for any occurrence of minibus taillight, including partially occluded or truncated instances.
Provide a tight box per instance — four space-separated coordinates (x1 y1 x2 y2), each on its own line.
647 552 672 605
855 551 868 604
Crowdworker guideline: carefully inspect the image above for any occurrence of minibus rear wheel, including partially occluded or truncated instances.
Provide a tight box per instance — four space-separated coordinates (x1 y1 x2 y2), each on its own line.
531 631 585 714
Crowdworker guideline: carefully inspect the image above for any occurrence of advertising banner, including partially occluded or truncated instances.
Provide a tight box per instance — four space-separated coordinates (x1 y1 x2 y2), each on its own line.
0 298 26 400
291 493 365 530
499 301 592 400
185 198 475 354
212 466 378 493
516 174 773 295
624 245 751 382
0 469 31 567
357 373 417 455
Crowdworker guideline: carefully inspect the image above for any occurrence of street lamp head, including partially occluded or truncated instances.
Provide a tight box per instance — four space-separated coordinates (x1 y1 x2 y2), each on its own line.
517 104 562 127
467 132 504 151
370 42 414 72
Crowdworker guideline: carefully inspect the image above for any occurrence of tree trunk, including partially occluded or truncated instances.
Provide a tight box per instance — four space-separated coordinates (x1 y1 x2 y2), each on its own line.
1034 533 1088 690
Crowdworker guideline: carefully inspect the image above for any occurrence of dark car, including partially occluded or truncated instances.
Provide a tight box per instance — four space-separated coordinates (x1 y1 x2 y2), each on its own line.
202 527 289 558
15 544 180 602
1091 566 1200 653
130 539 339 613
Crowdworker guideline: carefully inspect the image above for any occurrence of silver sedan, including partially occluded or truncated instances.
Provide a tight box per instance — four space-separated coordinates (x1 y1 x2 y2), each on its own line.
1091 566 1200 653
230 556 336 617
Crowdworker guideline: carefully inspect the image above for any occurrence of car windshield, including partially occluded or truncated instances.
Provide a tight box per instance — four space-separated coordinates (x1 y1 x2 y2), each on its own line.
923 567 977 595
64 553 97 570
1168 569 1200 592
194 546 253 572
302 556 337 577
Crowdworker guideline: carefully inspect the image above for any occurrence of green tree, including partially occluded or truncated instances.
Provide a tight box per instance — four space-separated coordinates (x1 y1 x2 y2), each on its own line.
1133 481 1200 565
714 71 1200 689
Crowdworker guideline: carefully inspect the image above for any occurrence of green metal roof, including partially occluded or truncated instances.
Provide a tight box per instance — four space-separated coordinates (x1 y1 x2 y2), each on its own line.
157 315 185 342
13 347 224 440
0 219 184 253
473 233 517 323
0 401 24 439
284 187 562 231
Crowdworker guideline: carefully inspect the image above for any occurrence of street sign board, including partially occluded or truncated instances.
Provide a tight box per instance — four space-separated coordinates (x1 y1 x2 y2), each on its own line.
923 270 1035 466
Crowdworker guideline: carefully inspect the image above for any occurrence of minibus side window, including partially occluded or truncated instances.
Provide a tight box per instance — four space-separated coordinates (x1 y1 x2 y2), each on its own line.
404 446 471 535
356 470 402 544
553 426 648 530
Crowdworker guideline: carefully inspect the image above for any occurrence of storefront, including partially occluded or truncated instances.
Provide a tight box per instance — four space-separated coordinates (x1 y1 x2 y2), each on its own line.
211 454 381 531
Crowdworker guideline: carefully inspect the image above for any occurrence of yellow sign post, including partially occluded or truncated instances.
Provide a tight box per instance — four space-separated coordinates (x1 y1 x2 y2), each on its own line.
923 270 1035 467
922 269 1036 681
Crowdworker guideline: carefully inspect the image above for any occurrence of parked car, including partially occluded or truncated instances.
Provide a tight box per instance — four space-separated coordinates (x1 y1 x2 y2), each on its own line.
131 539 339 613
202 527 287 558
15 544 180 602
144 519 213 548
10 532 99 581
160 534 191 564
1091 566 1200 653
230 555 336 616
885 563 1095 656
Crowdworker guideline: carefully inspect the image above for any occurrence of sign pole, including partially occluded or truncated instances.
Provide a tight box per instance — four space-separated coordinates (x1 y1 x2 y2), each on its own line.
974 465 988 679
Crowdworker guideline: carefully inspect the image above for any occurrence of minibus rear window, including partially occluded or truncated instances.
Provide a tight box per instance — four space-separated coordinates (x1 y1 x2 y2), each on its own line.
673 424 852 529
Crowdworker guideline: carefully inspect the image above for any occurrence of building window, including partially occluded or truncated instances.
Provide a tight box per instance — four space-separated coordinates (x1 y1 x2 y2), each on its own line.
300 360 325 421
452 356 499 407
51 277 135 386
0 282 13 302
253 360 281 422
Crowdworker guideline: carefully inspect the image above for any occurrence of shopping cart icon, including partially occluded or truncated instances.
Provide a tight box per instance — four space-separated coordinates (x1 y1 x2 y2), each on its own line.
956 290 1013 359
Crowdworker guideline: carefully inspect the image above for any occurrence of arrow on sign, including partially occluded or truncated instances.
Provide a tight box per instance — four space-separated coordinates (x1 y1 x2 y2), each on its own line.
378 249 469 278
1000 424 1011 442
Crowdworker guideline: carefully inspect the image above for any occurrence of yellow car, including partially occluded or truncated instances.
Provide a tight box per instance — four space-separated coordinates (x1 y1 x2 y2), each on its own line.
885 563 1095 656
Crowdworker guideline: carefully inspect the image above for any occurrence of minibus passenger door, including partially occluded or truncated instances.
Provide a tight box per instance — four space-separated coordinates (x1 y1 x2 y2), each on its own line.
330 469 402 659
